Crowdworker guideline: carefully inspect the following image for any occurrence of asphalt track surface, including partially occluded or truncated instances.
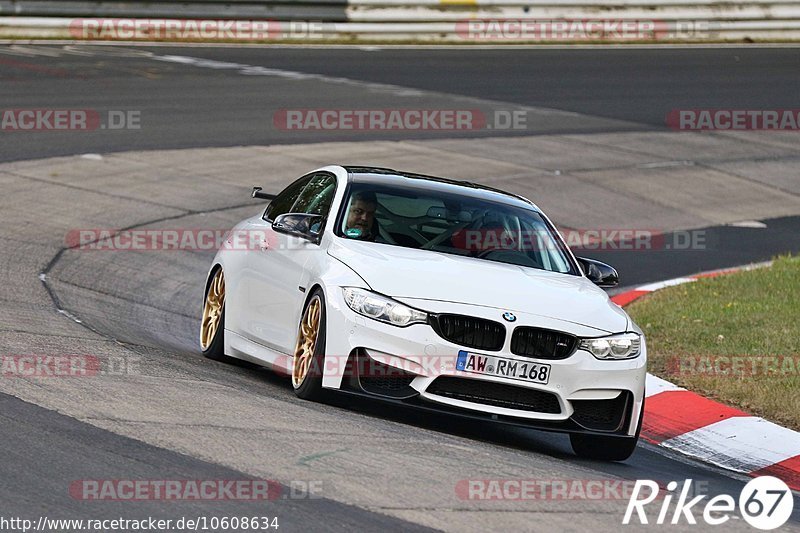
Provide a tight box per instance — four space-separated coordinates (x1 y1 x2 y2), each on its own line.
1 44 799 531
1 44 800 161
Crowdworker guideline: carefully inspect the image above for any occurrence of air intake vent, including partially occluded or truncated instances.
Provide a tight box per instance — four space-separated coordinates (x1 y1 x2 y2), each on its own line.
355 351 417 399
570 392 631 432
427 377 561 414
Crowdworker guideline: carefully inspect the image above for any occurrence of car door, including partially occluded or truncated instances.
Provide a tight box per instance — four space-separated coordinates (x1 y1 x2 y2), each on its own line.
239 172 337 353
231 174 311 347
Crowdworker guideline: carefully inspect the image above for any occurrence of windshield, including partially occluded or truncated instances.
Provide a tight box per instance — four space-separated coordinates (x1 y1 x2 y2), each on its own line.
336 183 577 274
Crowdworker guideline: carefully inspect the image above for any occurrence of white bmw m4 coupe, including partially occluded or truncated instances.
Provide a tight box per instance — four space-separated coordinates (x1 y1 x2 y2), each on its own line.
200 165 647 461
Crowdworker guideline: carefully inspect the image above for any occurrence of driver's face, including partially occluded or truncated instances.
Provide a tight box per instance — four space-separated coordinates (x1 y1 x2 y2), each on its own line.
346 200 376 236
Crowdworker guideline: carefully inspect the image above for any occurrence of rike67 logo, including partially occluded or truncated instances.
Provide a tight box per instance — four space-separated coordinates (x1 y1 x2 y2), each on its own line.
624 477 794 530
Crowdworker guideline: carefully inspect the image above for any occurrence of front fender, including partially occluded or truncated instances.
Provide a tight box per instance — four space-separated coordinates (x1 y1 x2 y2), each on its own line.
306 253 370 389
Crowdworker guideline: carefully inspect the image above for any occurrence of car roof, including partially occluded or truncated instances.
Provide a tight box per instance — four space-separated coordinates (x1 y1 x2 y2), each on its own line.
343 166 538 210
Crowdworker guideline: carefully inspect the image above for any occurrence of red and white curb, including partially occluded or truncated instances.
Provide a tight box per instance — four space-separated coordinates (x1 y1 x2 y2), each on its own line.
611 263 800 492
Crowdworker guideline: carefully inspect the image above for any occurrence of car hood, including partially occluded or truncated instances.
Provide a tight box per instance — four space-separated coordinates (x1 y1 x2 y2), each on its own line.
327 239 628 333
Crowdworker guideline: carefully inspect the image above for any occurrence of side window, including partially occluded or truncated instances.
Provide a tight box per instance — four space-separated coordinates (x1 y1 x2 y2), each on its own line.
291 173 337 217
263 174 313 222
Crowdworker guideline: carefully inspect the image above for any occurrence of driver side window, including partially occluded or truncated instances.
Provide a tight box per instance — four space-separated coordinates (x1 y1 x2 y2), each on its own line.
263 174 313 222
291 173 337 217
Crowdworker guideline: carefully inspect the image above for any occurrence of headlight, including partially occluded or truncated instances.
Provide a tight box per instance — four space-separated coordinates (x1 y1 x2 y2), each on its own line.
579 333 641 360
342 288 428 327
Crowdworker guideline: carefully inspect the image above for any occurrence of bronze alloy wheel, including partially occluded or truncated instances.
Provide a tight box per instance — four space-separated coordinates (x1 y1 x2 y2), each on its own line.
292 295 321 388
200 269 225 351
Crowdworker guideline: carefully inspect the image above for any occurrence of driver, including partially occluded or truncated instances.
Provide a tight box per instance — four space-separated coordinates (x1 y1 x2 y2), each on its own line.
344 191 378 241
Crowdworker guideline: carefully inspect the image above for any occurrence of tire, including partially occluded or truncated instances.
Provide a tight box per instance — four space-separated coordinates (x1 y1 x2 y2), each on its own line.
569 398 644 462
292 288 327 401
200 267 226 361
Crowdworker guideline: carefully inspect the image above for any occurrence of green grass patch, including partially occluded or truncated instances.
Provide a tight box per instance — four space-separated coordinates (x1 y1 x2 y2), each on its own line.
627 255 800 430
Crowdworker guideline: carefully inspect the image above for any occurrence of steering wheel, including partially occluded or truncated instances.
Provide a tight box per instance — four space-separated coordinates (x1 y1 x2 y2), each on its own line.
420 209 490 251
373 206 429 247
475 214 523 254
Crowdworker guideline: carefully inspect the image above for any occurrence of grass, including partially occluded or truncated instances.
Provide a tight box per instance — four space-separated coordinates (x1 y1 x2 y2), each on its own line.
627 255 800 430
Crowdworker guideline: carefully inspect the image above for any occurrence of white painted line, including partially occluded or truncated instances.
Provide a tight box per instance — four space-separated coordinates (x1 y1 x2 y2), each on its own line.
638 160 695 169
661 416 800 473
645 373 685 397
728 220 768 228
150 54 426 97
145 52 634 126
636 277 696 292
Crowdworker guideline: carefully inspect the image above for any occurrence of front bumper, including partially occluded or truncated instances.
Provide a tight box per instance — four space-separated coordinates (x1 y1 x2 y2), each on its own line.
322 288 646 437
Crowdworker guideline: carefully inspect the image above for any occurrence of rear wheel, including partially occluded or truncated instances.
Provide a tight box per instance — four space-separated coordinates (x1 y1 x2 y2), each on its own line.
292 289 326 401
570 398 644 461
200 268 226 360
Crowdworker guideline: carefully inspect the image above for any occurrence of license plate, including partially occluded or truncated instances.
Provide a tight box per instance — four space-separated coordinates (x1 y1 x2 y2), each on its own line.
456 350 551 385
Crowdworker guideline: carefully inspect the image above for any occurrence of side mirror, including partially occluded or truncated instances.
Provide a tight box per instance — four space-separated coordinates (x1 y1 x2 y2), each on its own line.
576 257 619 288
252 187 276 200
272 213 324 243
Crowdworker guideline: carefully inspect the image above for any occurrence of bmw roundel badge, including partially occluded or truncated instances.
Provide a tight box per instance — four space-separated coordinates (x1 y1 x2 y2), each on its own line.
502 312 516 322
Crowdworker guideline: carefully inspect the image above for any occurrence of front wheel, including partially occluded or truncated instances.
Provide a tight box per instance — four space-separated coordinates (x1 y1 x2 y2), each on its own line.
292 289 326 401
570 398 644 461
200 267 226 360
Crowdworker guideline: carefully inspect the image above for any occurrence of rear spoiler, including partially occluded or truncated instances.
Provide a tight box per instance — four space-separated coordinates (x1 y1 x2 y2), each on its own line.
252 187 276 200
